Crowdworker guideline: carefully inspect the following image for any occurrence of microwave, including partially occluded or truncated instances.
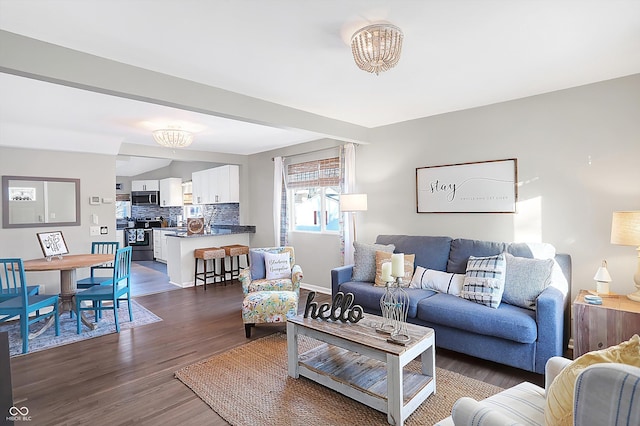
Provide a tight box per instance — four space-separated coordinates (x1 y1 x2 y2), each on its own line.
131 191 159 206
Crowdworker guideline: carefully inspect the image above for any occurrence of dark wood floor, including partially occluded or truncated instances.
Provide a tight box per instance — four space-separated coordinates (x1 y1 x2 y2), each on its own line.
9 266 544 425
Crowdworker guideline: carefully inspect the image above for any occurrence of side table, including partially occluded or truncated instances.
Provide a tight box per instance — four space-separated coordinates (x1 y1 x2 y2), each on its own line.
573 289 640 358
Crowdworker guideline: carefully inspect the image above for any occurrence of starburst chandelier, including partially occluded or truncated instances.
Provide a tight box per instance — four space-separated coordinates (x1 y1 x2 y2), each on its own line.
152 127 194 148
351 23 404 75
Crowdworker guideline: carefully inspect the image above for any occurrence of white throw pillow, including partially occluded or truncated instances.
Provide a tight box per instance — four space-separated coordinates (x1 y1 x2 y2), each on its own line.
264 252 292 280
409 266 464 296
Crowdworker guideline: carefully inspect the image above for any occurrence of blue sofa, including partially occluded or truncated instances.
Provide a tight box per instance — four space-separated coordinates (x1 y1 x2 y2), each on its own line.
331 235 572 374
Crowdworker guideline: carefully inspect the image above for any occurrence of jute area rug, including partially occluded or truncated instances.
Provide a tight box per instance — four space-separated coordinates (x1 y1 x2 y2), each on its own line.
175 332 504 425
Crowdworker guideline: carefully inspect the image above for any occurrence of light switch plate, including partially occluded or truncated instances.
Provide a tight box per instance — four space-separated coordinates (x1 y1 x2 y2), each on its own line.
90 226 100 236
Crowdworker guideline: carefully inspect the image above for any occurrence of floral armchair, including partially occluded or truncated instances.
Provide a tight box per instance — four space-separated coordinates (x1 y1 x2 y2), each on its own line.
239 246 303 337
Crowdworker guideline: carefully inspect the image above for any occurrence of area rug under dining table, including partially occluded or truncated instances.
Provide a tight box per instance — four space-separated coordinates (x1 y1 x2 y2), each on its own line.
175 332 504 425
2 299 161 357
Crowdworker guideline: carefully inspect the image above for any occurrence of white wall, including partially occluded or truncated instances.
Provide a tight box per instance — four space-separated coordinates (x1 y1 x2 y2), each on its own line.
248 75 640 298
0 147 116 293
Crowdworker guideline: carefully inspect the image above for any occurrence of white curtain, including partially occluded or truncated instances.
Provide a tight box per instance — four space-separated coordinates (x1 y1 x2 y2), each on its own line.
273 157 284 246
342 143 356 265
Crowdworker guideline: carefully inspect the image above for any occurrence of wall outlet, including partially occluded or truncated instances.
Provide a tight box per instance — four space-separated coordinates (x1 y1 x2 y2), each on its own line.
90 226 100 236
100 226 108 235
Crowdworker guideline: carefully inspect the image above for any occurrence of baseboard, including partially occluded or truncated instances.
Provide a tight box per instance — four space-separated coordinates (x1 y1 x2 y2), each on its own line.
300 283 331 295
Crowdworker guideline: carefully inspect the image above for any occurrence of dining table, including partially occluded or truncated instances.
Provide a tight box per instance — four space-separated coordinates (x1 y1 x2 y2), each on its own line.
22 253 115 337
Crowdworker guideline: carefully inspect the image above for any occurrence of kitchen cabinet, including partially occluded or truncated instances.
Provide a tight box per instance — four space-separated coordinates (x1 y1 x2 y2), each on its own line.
153 229 172 263
153 230 161 260
160 178 183 207
131 180 159 192
192 165 239 204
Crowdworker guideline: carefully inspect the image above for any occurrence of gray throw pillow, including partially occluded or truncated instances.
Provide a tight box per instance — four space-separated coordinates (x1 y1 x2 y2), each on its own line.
352 241 395 282
502 253 554 310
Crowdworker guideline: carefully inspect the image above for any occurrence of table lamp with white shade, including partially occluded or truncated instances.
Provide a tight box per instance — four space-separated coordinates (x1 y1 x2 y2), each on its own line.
610 211 640 302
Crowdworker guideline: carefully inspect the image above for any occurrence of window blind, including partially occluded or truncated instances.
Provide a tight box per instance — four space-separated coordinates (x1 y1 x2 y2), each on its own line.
287 157 340 189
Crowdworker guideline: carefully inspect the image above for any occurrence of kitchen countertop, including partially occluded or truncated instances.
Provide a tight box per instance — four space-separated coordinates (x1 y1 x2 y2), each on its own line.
161 225 255 237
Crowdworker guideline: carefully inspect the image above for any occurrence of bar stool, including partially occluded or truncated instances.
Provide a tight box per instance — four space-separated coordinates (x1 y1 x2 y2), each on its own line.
193 247 226 290
221 244 250 282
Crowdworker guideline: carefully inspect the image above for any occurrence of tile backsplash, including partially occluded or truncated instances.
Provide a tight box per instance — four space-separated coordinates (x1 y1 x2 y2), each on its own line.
131 203 240 226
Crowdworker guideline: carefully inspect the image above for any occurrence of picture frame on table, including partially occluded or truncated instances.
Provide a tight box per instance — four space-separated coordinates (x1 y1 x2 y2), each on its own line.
36 231 69 258
416 158 518 213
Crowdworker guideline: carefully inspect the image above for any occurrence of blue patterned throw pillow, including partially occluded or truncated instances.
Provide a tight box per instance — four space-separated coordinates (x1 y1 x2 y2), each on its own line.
461 253 506 309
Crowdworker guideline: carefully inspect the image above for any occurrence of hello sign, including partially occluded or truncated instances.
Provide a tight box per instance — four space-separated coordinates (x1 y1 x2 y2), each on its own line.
303 291 364 323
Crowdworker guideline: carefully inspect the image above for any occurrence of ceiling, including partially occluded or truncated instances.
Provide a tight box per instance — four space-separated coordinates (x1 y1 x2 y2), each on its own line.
1 1 639 174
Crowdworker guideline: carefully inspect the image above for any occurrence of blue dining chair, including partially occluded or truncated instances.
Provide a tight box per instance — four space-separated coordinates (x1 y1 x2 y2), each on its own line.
77 241 119 289
75 246 133 334
0 258 60 354
0 263 40 303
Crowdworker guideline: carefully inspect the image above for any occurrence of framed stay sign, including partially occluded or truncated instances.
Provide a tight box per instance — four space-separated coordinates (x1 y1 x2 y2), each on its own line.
416 158 518 213
36 231 69 258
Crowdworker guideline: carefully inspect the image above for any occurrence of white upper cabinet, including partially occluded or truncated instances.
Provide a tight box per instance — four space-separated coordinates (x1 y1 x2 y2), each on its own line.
191 165 239 204
159 178 183 207
131 180 159 191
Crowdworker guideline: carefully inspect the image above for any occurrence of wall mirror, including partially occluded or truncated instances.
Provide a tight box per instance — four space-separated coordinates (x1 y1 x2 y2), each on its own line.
2 176 81 228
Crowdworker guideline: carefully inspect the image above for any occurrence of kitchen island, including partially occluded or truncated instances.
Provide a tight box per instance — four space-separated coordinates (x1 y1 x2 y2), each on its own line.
165 225 255 287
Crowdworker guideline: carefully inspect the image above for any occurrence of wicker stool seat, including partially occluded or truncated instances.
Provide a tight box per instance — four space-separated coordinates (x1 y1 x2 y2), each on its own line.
221 244 250 282
194 247 226 290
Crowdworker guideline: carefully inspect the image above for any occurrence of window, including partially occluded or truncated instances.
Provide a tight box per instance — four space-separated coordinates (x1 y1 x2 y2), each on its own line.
287 158 341 233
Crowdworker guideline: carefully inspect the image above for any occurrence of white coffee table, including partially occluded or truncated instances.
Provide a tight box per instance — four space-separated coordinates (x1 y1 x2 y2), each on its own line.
287 314 435 426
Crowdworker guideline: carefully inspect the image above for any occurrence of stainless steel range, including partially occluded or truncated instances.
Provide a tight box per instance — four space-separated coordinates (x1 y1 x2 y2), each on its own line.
125 219 161 261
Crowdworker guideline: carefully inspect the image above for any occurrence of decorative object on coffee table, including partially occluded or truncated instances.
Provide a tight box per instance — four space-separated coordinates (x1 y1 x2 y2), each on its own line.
389 253 410 344
303 291 363 323
378 262 396 334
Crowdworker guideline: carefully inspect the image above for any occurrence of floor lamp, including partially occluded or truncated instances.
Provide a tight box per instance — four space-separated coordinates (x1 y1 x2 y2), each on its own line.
340 194 368 242
611 211 640 302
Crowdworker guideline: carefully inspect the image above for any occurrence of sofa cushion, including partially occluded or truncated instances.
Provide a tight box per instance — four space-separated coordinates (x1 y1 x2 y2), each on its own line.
447 238 507 274
417 293 537 343
352 241 395 282
376 235 452 272
507 242 556 259
502 253 554 310
338 280 435 319
409 266 464 296
374 251 415 286
460 253 507 309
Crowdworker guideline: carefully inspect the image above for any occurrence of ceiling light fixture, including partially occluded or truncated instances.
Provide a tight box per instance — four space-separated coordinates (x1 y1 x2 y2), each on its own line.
152 127 194 148
351 23 403 75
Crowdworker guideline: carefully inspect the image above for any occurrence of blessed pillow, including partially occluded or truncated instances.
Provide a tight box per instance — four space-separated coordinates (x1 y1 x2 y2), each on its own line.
352 241 395 282
502 253 554 310
374 252 415 286
264 252 292 280
409 266 465 296
460 253 506 308
545 334 640 426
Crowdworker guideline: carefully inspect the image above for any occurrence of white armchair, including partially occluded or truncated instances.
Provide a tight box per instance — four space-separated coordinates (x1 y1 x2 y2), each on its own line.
436 357 640 426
